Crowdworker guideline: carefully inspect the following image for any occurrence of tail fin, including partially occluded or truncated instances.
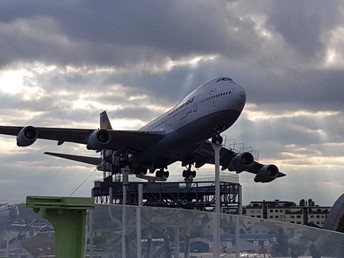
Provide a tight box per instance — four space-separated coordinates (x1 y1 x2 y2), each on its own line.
100 111 113 129
100 111 114 169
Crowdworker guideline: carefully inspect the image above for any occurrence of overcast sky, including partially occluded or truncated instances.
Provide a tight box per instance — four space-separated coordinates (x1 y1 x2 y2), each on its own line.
0 0 343 206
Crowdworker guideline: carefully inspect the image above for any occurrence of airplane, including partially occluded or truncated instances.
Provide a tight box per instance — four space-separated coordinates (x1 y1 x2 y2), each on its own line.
0 77 285 183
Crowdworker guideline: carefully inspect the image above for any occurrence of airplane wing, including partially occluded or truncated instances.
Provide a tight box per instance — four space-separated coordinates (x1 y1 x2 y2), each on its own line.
44 152 102 165
0 126 165 152
182 141 285 183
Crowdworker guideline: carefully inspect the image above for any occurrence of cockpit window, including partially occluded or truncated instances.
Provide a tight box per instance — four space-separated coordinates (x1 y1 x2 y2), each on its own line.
216 77 233 83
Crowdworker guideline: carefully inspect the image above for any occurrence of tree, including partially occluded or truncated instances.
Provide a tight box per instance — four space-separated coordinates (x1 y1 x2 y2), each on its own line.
299 199 305 206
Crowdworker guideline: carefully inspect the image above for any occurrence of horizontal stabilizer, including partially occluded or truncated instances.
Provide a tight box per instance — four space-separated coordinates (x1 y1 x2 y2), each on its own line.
135 174 167 182
44 152 101 165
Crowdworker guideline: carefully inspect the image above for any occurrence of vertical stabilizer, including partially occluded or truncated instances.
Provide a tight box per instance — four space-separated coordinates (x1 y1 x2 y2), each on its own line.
100 111 114 172
100 111 113 129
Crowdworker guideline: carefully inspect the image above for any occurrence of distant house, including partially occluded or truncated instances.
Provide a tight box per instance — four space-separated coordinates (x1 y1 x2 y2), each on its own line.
21 233 55 258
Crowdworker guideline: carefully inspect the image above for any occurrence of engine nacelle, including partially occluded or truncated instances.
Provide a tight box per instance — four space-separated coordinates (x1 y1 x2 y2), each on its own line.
16 126 38 147
87 129 111 150
254 164 279 183
230 152 254 172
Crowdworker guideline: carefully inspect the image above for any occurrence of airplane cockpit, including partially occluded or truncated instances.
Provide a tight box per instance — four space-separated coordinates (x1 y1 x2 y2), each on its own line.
216 77 234 83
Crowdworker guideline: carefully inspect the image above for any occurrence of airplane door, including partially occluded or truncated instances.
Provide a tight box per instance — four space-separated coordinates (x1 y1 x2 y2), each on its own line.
178 96 195 128
210 87 217 107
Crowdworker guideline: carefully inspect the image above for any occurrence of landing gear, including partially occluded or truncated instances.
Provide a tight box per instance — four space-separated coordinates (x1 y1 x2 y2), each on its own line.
211 134 223 145
212 127 223 146
182 164 196 180
156 168 169 179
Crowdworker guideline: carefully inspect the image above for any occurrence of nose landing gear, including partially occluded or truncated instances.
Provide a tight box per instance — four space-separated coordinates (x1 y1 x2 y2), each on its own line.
212 126 224 146
211 134 223 145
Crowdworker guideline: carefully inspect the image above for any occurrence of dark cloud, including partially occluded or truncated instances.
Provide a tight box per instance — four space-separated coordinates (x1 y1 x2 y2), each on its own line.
266 1 341 59
0 0 263 68
230 68 344 112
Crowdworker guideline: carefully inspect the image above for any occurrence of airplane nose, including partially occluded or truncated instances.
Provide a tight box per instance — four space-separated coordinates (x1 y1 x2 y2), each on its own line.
234 83 246 107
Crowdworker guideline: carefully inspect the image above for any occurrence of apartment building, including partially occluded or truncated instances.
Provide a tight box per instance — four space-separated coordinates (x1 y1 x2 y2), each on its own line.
243 200 330 227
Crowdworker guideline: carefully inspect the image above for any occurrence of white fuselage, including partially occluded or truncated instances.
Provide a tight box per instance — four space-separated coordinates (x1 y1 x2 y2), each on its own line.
136 77 246 166
141 77 246 135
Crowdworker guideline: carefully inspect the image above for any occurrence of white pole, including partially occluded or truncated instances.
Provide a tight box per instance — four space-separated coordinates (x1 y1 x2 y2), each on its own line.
238 185 242 215
89 210 94 258
137 184 143 258
235 216 240 258
212 143 221 258
235 185 242 258
122 167 129 258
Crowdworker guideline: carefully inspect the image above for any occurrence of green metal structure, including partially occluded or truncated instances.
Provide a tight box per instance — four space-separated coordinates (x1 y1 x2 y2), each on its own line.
26 196 94 258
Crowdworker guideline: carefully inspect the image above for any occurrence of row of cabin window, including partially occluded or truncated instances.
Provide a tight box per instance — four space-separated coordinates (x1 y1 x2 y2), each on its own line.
200 91 231 104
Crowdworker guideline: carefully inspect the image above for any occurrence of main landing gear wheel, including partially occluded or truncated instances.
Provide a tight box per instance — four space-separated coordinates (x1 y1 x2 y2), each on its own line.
182 170 196 178
182 164 196 179
156 169 169 178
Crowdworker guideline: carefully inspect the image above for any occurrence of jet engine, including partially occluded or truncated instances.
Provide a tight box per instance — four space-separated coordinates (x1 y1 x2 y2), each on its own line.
230 152 254 172
16 126 38 147
254 164 279 183
87 129 111 150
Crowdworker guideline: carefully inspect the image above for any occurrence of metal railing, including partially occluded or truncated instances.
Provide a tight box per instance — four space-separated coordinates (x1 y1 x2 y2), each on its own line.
1 201 344 257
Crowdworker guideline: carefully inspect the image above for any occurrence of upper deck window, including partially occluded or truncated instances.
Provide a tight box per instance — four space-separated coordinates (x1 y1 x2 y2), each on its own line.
216 77 233 83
